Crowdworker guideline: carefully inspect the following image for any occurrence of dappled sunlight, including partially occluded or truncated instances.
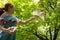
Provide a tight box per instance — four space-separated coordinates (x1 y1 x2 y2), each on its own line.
33 0 40 4
38 25 50 33
3 0 8 5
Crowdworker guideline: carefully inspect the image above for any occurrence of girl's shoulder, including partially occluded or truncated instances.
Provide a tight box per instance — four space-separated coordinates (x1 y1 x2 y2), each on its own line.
4 16 18 21
3 15 12 21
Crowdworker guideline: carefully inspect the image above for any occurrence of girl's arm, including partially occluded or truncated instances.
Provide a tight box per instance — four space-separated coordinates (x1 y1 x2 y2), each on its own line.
8 27 17 34
7 17 35 34
17 17 35 24
0 25 13 34
0 26 9 33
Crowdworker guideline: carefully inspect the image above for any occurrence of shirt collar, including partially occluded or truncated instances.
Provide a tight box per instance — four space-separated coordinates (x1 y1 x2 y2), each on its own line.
6 12 12 16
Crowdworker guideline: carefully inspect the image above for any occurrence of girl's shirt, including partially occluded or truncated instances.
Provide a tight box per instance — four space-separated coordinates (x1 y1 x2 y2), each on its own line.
0 12 8 34
1 12 19 30
0 12 19 38
0 16 4 38
0 15 19 40
3 15 18 28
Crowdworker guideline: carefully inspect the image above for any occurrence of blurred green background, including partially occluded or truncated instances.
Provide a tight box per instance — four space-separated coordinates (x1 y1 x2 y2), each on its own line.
0 0 60 40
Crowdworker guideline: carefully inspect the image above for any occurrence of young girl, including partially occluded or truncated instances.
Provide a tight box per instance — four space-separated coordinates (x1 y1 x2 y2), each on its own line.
0 3 35 40
0 8 11 39
0 8 4 38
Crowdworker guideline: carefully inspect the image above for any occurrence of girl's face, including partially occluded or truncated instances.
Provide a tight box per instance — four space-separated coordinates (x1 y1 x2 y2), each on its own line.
8 7 14 14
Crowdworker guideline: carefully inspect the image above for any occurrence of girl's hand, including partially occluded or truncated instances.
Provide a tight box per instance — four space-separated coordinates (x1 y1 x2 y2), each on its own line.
7 27 16 34
1 27 14 34
17 16 35 24
3 28 11 34
0 25 15 34
8 27 14 31
30 16 35 20
25 16 35 23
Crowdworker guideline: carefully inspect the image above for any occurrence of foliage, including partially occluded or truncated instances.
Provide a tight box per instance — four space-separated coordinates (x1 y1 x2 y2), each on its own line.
0 0 60 40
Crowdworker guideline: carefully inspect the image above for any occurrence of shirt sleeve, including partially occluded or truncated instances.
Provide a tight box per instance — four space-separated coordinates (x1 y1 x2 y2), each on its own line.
11 17 21 29
15 17 21 23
